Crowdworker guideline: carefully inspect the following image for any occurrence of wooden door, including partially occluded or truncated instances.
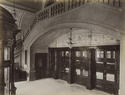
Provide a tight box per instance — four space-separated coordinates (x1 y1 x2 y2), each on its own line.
35 53 47 79
48 47 96 88
72 47 89 86
72 47 96 89
57 48 70 81
49 48 70 81
48 48 56 77
95 45 120 94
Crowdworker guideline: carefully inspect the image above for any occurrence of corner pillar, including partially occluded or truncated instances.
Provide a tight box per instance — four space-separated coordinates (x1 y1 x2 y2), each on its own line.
119 35 125 95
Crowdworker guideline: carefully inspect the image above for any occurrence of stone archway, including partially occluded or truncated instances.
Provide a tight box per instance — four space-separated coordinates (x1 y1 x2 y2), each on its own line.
28 22 121 81
24 3 123 50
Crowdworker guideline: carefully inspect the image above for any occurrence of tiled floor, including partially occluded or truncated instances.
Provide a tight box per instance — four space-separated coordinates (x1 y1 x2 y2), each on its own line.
15 78 110 95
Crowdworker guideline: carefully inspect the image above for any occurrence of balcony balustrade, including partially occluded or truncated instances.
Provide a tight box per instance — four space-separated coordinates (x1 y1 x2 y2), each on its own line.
25 0 121 39
36 0 121 22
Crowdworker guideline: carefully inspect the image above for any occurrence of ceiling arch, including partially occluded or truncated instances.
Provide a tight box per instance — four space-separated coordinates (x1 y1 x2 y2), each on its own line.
24 3 123 49
31 26 120 52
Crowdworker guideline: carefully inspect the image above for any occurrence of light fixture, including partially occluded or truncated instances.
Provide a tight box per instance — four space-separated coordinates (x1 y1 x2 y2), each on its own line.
67 28 75 49
88 29 96 49
88 29 92 47
67 28 74 84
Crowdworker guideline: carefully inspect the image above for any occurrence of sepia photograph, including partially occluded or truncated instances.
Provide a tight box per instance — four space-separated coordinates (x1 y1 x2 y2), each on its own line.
0 0 125 95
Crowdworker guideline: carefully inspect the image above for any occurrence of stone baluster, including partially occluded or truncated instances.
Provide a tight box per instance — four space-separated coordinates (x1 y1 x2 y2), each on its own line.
119 0 121 7
108 0 110 4
62 1 65 13
109 0 114 6
44 10 46 19
82 0 85 4
51 7 53 16
53 5 55 16
58 3 60 14
115 0 121 7
64 0 67 11
48 7 51 18
62 2 65 12
85 0 88 3
113 0 115 6
68 0 71 10
79 0 83 6
55 5 57 16
72 0 75 8
47 9 49 18
78 0 82 6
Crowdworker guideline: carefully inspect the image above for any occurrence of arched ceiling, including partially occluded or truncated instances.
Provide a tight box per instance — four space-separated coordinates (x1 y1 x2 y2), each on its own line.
31 28 120 50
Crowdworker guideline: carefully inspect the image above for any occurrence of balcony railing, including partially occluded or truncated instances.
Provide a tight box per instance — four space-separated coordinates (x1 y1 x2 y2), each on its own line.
24 0 121 39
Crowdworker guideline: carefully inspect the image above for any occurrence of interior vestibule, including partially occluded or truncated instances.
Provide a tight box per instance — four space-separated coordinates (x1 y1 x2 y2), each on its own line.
30 28 120 95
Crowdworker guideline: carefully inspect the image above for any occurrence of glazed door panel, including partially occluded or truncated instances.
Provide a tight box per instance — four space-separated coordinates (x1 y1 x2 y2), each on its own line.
49 48 70 81
95 45 119 94
72 47 89 86
57 49 70 81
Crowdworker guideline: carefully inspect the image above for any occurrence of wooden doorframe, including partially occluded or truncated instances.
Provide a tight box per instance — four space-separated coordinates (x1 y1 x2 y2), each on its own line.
87 48 96 89
94 45 120 94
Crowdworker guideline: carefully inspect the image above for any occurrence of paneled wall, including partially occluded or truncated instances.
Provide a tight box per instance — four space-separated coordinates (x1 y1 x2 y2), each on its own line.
48 45 120 94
